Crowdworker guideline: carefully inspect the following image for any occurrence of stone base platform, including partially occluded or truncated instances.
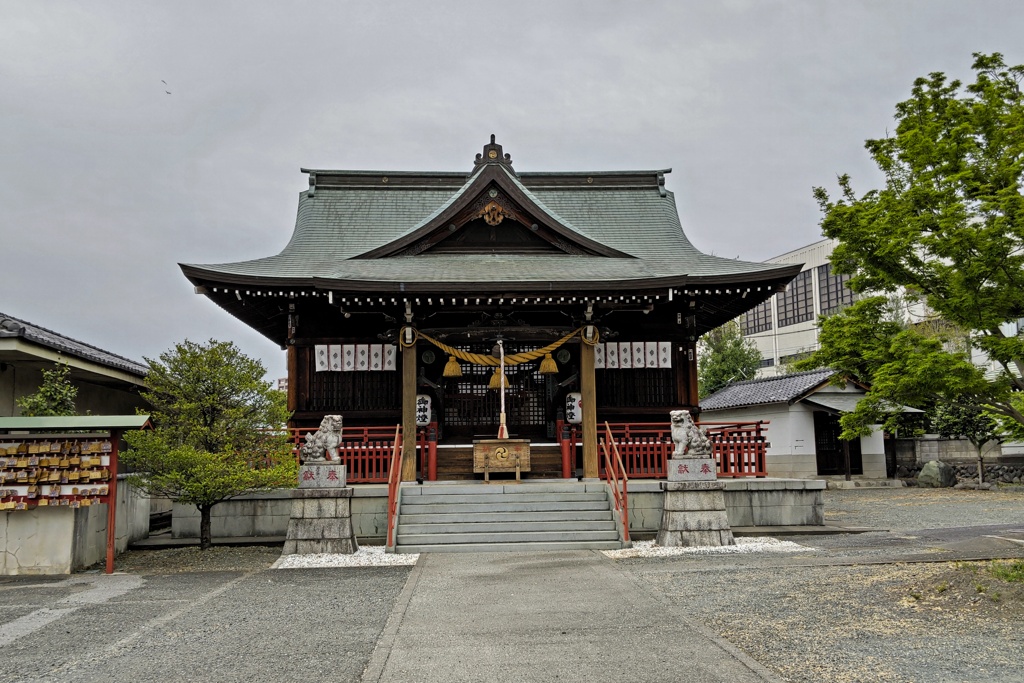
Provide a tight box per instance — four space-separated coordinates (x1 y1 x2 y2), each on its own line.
656 481 735 547
282 488 358 555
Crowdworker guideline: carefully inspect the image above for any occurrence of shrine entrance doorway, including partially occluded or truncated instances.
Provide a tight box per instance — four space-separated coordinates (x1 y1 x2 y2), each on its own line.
439 343 558 442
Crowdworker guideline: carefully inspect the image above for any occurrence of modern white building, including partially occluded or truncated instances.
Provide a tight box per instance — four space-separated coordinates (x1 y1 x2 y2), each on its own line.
742 238 1018 380
740 238 854 377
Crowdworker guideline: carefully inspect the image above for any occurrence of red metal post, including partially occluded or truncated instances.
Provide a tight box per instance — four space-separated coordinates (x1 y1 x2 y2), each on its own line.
105 429 120 574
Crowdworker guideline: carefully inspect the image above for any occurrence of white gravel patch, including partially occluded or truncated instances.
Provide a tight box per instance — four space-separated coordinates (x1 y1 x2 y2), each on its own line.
274 546 420 569
603 537 813 559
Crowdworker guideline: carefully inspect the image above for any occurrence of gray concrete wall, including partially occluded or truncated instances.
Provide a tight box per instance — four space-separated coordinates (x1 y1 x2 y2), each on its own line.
171 486 390 543
628 479 825 534
1 480 150 575
169 481 823 545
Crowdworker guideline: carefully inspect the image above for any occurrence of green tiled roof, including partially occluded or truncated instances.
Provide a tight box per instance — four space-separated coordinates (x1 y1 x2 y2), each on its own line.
181 162 796 289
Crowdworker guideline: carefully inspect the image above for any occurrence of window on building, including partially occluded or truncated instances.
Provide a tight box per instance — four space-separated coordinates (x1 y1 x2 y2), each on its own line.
741 299 773 335
779 351 813 365
759 357 775 368
817 263 855 316
777 270 813 327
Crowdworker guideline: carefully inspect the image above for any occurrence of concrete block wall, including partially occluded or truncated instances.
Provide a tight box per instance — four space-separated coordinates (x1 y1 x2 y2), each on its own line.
1 480 150 575
171 486 389 543
627 479 825 534
168 481 824 545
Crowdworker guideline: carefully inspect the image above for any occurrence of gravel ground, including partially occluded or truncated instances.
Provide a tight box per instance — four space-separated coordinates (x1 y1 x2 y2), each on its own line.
619 487 1024 683
112 545 284 574
826 486 1024 532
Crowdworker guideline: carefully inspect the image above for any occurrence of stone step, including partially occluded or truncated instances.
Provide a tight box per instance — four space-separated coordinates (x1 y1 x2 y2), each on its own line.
398 500 610 515
402 492 607 506
398 520 617 535
404 482 596 496
398 510 613 524
396 530 621 545
395 540 624 553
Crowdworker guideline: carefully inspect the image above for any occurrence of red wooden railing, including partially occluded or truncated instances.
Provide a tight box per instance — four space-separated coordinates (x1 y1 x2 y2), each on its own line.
601 422 630 543
385 425 403 550
575 420 769 478
288 423 437 483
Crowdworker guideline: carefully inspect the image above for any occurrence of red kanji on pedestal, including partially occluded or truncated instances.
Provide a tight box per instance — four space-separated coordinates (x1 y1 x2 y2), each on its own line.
700 463 713 474
327 470 339 481
677 463 689 474
302 470 316 481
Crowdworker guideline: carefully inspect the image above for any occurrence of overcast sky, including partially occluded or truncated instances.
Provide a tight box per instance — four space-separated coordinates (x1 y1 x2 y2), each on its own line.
2 1 1022 382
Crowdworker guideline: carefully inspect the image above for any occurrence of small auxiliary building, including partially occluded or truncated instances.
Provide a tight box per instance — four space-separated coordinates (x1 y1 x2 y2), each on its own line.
181 138 800 482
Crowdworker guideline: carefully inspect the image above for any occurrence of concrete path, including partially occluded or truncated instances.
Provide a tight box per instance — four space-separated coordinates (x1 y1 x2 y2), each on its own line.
363 551 780 683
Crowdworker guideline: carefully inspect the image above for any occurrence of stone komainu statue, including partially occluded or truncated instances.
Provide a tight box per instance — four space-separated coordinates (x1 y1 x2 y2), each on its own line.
300 415 344 462
670 409 712 458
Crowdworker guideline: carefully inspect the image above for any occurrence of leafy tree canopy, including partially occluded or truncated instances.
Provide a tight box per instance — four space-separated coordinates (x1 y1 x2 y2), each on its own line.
803 53 1024 437
698 320 763 399
123 339 295 549
16 362 77 416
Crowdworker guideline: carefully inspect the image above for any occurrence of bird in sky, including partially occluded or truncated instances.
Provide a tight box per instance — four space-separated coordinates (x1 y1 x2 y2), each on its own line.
162 79 171 94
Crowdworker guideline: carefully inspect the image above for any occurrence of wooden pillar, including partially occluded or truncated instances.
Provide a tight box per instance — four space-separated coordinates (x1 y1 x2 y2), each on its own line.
401 341 417 481
685 341 699 408
286 345 298 414
581 340 598 479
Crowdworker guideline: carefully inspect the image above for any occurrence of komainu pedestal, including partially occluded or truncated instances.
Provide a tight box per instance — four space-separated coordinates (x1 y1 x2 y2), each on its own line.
657 480 735 547
283 466 358 554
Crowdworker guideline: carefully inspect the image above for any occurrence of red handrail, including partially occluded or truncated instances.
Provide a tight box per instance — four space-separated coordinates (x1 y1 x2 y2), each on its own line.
288 424 431 483
598 420 769 478
385 425 403 550
601 421 630 543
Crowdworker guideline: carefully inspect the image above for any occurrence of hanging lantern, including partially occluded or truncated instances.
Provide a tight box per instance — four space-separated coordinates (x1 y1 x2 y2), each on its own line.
443 355 463 377
489 367 509 390
538 353 558 375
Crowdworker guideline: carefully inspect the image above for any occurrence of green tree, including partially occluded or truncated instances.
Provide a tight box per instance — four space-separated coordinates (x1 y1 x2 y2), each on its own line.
123 340 296 550
698 320 764 399
931 402 1001 484
806 53 1024 435
17 362 77 416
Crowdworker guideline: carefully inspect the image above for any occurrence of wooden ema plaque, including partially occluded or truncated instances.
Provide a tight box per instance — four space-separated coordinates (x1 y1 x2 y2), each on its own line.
0 437 114 511
473 439 530 482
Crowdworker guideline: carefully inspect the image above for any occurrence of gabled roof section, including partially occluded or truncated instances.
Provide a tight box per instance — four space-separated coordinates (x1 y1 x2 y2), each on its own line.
0 312 148 378
180 137 804 295
700 369 838 411
355 161 631 259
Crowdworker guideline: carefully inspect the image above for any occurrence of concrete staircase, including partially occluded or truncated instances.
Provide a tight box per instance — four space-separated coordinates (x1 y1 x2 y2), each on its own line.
394 481 626 553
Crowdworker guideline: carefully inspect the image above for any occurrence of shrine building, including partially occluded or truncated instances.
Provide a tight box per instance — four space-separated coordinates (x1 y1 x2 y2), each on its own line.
181 137 800 483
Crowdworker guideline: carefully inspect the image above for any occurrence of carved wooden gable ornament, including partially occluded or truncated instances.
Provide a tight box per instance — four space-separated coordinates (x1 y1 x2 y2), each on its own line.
354 136 631 260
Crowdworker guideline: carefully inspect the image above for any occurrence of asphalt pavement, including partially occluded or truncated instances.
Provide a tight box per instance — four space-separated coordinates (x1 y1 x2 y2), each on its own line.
2 487 1022 683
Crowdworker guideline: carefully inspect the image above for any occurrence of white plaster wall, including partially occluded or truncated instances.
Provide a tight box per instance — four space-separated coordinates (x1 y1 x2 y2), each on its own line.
860 429 886 478
703 405 819 478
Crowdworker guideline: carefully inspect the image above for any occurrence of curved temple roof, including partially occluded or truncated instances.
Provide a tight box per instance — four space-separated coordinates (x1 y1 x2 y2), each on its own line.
181 140 800 294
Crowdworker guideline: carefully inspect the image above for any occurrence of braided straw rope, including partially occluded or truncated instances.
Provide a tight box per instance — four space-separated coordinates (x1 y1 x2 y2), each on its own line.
400 326 599 367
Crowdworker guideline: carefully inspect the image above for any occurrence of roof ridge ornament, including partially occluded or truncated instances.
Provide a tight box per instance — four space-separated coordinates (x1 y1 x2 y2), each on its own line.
473 134 515 173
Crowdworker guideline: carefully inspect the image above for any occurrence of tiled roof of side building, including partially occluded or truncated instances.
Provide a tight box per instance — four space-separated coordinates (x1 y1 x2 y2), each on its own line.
700 368 836 411
0 312 148 378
